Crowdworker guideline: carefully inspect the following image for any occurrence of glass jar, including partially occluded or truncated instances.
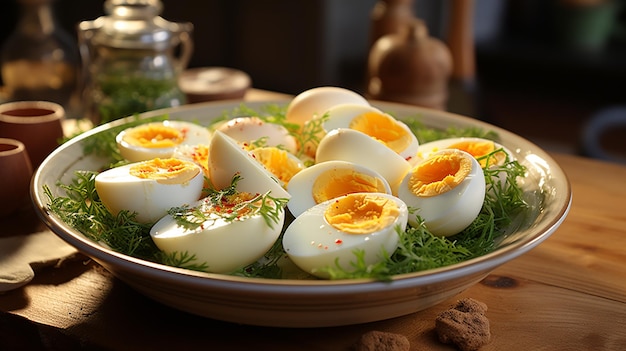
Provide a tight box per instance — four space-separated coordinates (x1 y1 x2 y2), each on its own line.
0 0 80 116
78 0 193 124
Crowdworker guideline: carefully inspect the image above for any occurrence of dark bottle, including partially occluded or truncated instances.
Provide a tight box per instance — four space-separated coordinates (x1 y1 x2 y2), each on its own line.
1 0 80 116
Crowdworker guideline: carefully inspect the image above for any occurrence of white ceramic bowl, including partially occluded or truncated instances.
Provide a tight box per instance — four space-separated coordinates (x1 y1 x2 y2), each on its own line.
31 100 571 327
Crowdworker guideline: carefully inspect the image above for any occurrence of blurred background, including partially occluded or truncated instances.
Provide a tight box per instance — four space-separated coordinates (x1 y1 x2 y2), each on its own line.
1 0 625 162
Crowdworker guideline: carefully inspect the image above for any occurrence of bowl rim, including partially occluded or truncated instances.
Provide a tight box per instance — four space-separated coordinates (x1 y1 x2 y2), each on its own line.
30 99 573 294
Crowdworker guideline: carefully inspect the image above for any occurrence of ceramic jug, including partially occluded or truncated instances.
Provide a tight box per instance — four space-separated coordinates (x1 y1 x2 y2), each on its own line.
369 0 415 48
78 0 193 124
368 19 452 110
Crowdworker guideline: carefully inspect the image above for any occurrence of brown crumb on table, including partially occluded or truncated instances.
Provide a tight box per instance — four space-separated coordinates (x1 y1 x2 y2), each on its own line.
353 330 410 351
435 298 491 351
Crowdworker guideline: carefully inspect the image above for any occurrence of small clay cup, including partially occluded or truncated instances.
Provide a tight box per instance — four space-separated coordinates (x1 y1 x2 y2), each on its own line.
0 138 34 216
0 101 65 168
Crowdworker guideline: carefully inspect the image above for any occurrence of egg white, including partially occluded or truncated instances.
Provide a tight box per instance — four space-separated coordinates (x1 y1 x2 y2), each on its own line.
95 159 205 223
397 149 486 236
150 196 285 274
208 131 291 199
285 86 370 128
315 128 411 195
286 160 391 218
214 116 298 154
322 104 419 163
116 121 212 162
282 192 408 278
172 144 210 175
416 137 513 167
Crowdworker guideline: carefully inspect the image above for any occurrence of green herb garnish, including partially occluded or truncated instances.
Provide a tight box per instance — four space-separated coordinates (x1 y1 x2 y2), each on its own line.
404 117 499 144
44 171 158 259
45 103 535 281
45 171 211 272
233 232 287 279
168 174 288 231
320 148 529 280
156 251 210 272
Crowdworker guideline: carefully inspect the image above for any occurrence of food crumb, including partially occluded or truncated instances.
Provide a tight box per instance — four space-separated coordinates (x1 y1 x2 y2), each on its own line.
435 298 491 351
353 330 410 351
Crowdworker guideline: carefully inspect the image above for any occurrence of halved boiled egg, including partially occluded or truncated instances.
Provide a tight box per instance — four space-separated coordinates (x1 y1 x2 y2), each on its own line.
282 192 408 278
95 158 205 223
286 160 391 217
285 87 371 158
417 137 512 168
208 131 291 199
397 149 485 236
315 128 411 195
116 121 212 162
172 144 211 194
214 116 298 154
150 189 285 274
322 104 419 163
249 146 305 187
285 86 370 128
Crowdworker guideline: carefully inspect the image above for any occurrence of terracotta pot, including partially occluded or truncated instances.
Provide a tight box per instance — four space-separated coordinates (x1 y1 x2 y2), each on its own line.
0 138 33 216
0 101 65 168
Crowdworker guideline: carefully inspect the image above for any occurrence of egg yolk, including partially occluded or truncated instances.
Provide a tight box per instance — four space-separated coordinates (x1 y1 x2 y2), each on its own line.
187 145 210 174
324 193 400 234
129 158 200 185
408 150 472 197
447 140 506 167
349 112 410 154
123 125 184 148
312 168 388 205
250 147 304 184
200 191 260 218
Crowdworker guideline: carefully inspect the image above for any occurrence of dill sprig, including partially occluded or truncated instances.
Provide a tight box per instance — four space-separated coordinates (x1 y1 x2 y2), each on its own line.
45 171 213 270
168 174 288 231
390 220 472 272
321 220 473 281
211 103 299 132
233 231 287 279
480 149 531 234
44 171 158 259
156 251 210 272
291 113 328 159
404 117 499 144
324 249 393 281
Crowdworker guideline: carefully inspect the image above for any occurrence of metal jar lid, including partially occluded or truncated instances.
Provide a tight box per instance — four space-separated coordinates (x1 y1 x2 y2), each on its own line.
79 0 192 50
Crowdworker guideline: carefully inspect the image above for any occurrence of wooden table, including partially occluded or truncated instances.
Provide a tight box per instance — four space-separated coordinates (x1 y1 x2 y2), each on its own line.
1 90 625 350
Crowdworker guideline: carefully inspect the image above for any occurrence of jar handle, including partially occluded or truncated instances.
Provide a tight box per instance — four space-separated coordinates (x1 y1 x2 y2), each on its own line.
77 22 98 101
174 22 194 73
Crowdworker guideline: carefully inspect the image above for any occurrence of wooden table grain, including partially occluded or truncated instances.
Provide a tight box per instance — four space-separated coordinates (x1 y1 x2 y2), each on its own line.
1 91 625 350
